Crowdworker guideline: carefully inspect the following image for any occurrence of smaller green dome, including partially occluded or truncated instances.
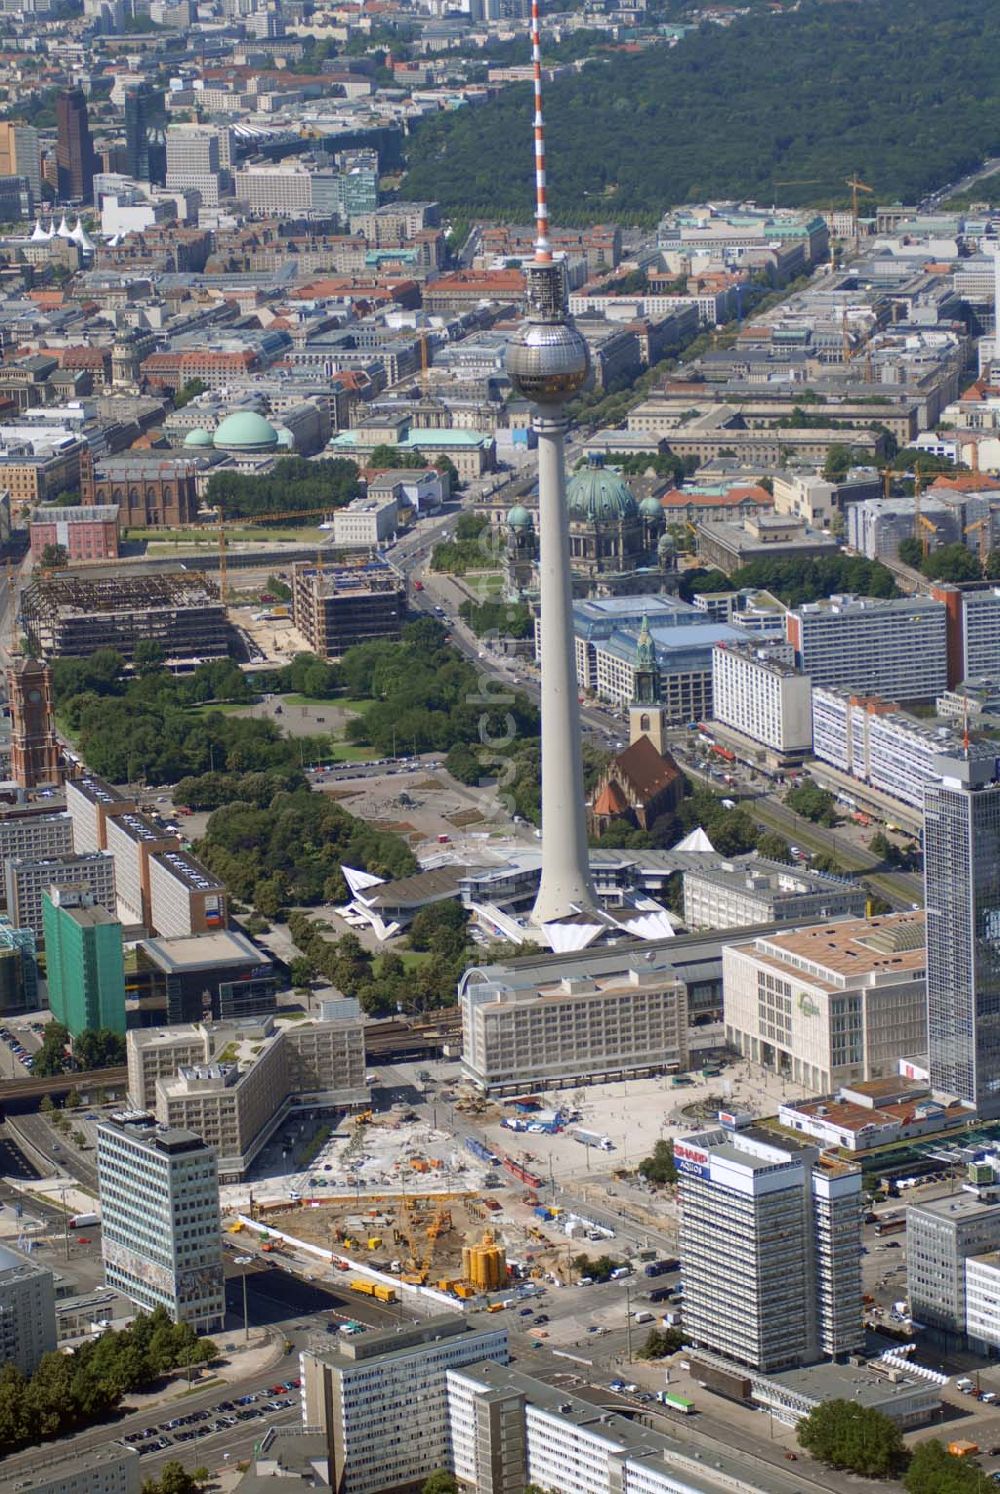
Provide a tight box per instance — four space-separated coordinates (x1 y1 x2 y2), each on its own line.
566 466 637 522
507 504 532 529
640 496 664 520
183 427 213 448
213 410 279 451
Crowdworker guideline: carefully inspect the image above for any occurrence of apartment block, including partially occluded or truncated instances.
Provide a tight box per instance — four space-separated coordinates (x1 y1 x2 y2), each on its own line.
126 1010 368 1179
147 848 227 937
0 1241 56 1373
301 1316 509 1494
811 686 962 810
683 856 866 932
105 809 177 926
723 914 927 1095
5 851 116 939
10 1443 140 1494
965 1251 1000 1356
710 640 812 759
676 1121 862 1371
461 959 688 1094
0 810 73 868
43 887 125 1037
66 773 134 855
961 586 1000 680
907 1193 1000 1342
786 595 948 702
97 1113 224 1332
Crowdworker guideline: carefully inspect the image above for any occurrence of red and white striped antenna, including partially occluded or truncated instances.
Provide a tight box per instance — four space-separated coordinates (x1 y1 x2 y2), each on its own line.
530 0 552 264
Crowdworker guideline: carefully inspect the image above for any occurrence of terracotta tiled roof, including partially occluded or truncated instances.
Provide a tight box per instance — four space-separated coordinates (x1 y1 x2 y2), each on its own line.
613 737 682 804
593 780 630 817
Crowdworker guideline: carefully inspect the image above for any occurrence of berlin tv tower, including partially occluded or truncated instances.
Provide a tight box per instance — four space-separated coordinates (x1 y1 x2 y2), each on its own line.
506 0 603 930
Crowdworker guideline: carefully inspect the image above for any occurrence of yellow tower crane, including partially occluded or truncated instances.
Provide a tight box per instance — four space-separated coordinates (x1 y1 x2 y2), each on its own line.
845 174 874 236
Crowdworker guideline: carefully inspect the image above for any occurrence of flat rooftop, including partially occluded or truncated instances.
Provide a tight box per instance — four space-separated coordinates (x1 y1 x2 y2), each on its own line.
686 855 860 899
151 848 225 893
140 929 267 972
733 913 926 992
909 1192 1000 1222
767 1358 940 1411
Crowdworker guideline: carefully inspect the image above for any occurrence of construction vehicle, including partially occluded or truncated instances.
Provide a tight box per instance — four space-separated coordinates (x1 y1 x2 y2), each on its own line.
350 1279 397 1303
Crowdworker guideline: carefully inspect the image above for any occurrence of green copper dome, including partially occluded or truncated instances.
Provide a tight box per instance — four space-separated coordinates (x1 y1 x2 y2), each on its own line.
507 504 533 529
640 495 664 520
566 466 637 522
213 410 279 452
183 427 214 448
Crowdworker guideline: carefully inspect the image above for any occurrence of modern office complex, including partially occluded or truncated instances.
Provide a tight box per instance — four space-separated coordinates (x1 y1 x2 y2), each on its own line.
461 954 688 1093
723 914 927 1095
0 1241 56 1374
55 86 94 202
785 595 948 701
710 640 812 764
134 930 277 1024
683 856 866 931
43 887 125 1037
676 1121 863 1371
924 745 1000 1116
907 1193 1000 1343
126 1009 368 1179
964 1249 1000 1357
97 1113 224 1331
301 1316 509 1494
811 686 962 810
0 916 38 1014
5 850 116 939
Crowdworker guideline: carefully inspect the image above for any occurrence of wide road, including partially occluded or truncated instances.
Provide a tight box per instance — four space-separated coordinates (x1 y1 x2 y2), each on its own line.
748 799 923 909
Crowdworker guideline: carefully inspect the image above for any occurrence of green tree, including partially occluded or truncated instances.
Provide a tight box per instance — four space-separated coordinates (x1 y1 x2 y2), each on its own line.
421 1474 459 1494
797 1399 904 1478
897 535 924 568
755 830 792 862
133 639 166 676
636 1326 686 1358
39 543 68 569
408 900 469 959
784 780 837 825
905 1438 989 1493
172 378 207 409
33 1022 70 1077
141 1460 201 1494
638 1139 677 1187
65 1088 80 1108
921 542 981 582
570 1253 620 1283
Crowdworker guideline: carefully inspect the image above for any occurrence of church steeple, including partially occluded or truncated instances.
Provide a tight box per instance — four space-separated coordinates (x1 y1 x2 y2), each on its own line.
633 615 657 706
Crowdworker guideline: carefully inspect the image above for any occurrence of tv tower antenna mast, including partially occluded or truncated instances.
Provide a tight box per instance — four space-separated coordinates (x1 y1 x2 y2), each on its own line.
506 0 602 932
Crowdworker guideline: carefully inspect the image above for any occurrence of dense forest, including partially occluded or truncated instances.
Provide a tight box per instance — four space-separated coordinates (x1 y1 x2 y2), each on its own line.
404 0 1000 223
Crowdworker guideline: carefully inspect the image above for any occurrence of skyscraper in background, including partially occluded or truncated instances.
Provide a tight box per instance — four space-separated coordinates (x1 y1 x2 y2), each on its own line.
56 86 95 202
925 743 1000 1116
0 123 41 210
124 82 165 185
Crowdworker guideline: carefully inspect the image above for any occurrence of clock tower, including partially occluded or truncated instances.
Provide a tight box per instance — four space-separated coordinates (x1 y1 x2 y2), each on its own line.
8 657 62 789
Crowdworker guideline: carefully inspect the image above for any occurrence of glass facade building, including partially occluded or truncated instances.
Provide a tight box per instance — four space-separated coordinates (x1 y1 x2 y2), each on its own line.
925 746 1000 1117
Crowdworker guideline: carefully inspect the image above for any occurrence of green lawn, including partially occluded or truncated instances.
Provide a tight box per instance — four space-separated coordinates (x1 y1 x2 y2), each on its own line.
398 950 433 970
325 742 377 762
464 572 504 599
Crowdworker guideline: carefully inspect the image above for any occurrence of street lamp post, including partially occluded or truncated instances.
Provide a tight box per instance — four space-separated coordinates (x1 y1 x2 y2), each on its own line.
234 1255 253 1345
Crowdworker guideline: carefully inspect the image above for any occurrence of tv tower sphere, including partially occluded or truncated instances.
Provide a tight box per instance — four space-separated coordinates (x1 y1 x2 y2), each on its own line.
506 317 590 406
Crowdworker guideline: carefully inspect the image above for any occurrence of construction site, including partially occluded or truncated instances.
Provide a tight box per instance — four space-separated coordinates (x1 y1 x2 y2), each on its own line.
20 570 232 663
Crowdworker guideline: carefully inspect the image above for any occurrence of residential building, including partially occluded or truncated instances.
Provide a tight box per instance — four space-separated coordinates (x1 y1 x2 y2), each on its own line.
291 559 405 660
0 811 73 869
330 495 397 549
10 1443 140 1494
55 87 94 202
301 1315 509 1494
7 657 61 789
811 687 962 810
5 851 116 940
30 505 119 563
924 745 1000 1116
43 886 126 1037
148 848 228 938
461 958 688 1094
723 913 928 1094
676 1120 863 1371
126 1010 368 1179
0 1241 56 1373
711 641 812 762
960 587 1000 681
786 595 948 702
684 856 866 931
97 1113 224 1331
907 1193 1000 1343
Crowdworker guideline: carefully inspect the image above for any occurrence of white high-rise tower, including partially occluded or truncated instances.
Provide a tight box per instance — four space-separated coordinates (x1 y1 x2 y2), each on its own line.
505 1 603 931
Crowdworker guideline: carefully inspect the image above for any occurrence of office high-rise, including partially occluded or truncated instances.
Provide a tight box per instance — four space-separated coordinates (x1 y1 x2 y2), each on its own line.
55 87 95 202
97 1114 224 1331
123 82 163 184
924 744 1000 1116
0 123 41 209
675 1122 863 1372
